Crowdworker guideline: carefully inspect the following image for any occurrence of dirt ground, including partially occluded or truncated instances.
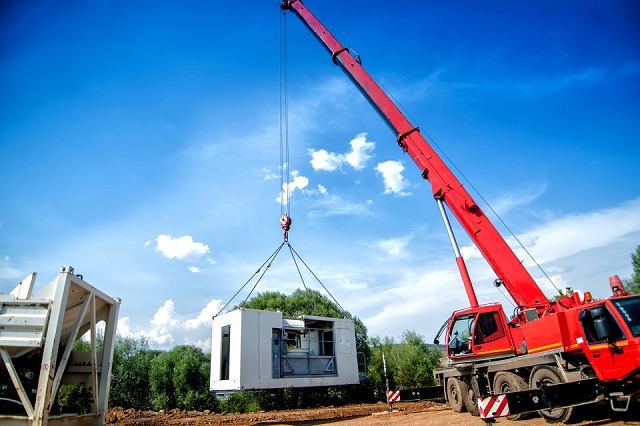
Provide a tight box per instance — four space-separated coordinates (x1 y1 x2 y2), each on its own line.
106 401 640 426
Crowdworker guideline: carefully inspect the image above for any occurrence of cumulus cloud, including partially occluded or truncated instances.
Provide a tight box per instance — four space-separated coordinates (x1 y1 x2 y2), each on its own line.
376 160 411 196
309 133 375 171
277 170 310 205
185 299 221 330
118 298 222 351
148 300 179 346
460 245 483 260
310 149 342 172
153 234 210 262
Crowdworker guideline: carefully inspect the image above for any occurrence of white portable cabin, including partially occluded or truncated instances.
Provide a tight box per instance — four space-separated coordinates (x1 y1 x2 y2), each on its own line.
210 308 359 391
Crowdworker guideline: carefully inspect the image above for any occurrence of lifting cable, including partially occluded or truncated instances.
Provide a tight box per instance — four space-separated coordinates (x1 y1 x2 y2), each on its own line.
214 241 286 317
214 11 346 318
279 8 292 240
213 239 346 317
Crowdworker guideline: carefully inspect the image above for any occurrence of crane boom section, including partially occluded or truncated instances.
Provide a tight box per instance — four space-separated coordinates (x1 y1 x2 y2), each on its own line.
281 0 550 311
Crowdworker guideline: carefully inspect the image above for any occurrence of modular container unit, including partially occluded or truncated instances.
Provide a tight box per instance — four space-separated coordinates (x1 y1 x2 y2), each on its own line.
210 308 359 391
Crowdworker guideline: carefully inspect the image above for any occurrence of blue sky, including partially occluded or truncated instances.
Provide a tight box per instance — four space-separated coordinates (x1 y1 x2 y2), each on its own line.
2 0 639 351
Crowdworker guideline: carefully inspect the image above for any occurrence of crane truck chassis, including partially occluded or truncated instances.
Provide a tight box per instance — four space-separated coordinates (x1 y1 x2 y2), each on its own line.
433 286 640 421
280 0 640 422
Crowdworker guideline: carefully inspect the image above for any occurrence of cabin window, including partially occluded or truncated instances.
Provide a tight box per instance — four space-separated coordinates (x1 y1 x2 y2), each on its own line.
580 305 625 344
448 314 474 356
474 312 506 344
611 296 640 337
220 325 231 380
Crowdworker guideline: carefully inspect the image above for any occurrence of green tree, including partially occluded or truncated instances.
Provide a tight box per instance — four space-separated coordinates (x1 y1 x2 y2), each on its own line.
149 345 216 411
53 384 90 414
109 335 160 410
623 245 640 294
368 330 443 398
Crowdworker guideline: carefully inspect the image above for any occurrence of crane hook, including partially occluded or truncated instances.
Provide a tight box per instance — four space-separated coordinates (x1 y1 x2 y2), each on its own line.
280 214 292 240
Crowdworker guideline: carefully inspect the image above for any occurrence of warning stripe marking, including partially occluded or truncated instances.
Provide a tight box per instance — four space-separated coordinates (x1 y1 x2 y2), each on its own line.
386 390 400 402
479 395 510 419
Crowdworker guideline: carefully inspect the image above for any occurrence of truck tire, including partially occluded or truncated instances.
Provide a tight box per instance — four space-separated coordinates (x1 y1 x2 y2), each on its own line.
529 365 573 423
493 372 531 420
462 377 479 416
446 377 468 413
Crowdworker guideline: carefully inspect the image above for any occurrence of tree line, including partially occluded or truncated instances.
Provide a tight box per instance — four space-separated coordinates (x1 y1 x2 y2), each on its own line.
62 244 639 414
104 288 443 412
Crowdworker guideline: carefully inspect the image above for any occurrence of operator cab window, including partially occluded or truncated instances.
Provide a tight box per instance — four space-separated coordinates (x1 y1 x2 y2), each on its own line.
579 305 625 344
474 312 506 345
448 314 475 356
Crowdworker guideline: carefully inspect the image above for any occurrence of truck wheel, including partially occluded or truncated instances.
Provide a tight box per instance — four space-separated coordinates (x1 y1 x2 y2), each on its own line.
493 372 531 420
462 377 479 416
529 365 573 423
446 377 468 413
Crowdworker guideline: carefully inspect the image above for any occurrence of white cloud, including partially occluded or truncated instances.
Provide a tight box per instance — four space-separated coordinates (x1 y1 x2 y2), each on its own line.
460 245 482 260
490 183 547 216
514 198 640 267
147 300 179 346
446 198 640 300
306 192 372 217
118 298 222 351
262 167 279 180
277 170 310 205
341 197 640 341
361 266 466 339
345 133 375 169
376 160 411 196
154 234 210 261
310 149 342 172
376 237 411 256
185 299 221 330
188 266 201 273
309 133 375 172
114 198 640 352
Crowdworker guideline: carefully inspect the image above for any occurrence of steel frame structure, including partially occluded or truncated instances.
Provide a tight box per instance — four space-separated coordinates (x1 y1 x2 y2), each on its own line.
1 266 120 426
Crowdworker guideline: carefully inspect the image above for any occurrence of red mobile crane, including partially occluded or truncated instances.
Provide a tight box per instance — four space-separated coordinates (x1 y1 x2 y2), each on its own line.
280 0 640 422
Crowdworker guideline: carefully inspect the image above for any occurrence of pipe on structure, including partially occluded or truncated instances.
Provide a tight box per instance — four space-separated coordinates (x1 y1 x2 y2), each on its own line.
437 199 479 308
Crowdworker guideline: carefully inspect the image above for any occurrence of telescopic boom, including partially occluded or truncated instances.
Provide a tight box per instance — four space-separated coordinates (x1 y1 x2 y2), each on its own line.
281 0 551 313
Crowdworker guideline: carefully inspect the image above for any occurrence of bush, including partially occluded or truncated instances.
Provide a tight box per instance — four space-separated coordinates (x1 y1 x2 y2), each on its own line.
219 391 263 413
150 345 215 411
54 384 90 414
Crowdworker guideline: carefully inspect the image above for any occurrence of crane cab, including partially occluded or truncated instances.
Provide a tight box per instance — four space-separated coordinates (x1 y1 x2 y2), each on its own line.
445 304 516 361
